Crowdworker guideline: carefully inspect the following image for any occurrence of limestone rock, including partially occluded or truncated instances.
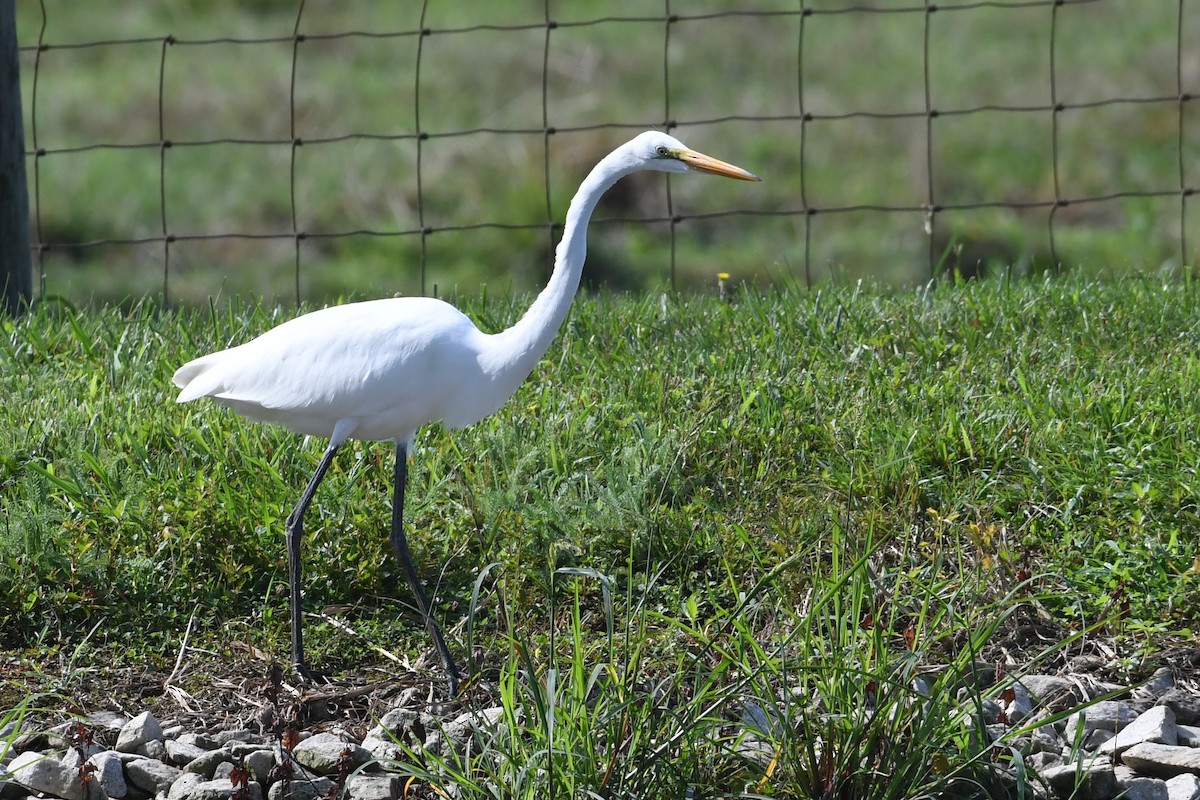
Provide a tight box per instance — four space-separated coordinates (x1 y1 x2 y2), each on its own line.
266 775 332 800
1039 761 1118 800
6 751 87 800
1098 706 1177 756
1064 702 1141 737
1122 743 1200 778
125 757 182 794
289 733 371 776
345 775 399 800
1165 773 1200 800
88 751 128 799
1159 691 1200 726
116 713 164 754
165 740 207 768
167 777 263 800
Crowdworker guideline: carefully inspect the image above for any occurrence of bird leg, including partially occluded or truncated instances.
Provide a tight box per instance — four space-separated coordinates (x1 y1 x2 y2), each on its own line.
285 442 339 683
392 443 463 696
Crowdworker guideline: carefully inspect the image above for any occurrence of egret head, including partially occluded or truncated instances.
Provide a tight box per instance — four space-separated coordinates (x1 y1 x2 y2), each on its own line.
626 130 761 181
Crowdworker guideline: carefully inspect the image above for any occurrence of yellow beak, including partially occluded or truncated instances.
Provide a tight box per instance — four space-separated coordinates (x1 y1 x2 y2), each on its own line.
677 149 762 181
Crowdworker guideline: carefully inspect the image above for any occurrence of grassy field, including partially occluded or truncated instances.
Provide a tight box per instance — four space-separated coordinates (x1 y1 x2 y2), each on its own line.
14 1 1199 305
1 276 1198 794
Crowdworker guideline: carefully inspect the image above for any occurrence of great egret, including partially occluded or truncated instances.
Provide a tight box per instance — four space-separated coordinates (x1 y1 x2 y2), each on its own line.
173 131 760 694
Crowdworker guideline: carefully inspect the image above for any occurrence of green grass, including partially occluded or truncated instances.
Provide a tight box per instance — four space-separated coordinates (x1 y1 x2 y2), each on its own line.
15 1 1199 305
2 276 1197 660
3 276 1199 795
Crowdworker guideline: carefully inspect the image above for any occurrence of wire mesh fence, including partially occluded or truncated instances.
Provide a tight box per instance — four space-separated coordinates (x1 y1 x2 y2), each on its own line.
13 0 1200 305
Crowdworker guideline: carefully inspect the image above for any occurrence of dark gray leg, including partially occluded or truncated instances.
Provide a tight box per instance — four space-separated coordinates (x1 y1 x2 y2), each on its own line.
285 442 339 682
392 442 463 696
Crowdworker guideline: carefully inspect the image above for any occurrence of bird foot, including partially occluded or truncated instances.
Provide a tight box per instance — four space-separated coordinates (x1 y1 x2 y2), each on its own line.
292 662 333 685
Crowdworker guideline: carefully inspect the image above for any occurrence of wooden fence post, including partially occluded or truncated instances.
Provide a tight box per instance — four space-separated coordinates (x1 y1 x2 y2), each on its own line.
0 0 32 315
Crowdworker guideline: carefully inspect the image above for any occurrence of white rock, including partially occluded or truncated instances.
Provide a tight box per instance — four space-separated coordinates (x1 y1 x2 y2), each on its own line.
213 731 263 747
1165 773 1200 800
345 775 399 800
360 735 402 763
168 777 263 800
61 745 105 769
1083 729 1115 751
1039 761 1118 800
1024 750 1062 773
1064 701 1141 737
174 734 219 752
116 712 164 754
1019 675 1079 706
165 740 207 768
1177 724 1200 748
88 751 127 799
1117 775 1170 800
244 750 275 785
290 733 371 776
166 773 206 800
1129 669 1176 710
136 738 167 762
7 750 87 800
182 750 233 778
998 682 1035 725
85 712 130 734
1160 691 1200 726
1122 742 1200 778
125 757 182 794
1099 706 1177 756
267 775 332 800
363 709 432 749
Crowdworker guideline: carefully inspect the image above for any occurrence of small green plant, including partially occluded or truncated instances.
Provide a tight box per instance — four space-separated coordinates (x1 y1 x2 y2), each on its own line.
380 521 1098 799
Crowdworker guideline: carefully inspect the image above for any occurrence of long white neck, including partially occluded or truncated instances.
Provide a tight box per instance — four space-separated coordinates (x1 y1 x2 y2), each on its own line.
484 145 641 382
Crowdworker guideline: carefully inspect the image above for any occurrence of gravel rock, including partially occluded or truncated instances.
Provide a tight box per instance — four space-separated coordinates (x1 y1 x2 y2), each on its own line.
183 750 233 779
996 682 1035 725
214 731 264 747
135 738 167 762
175 734 219 752
169 777 263 800
87 751 128 799
1064 701 1141 737
1040 760 1119 800
7 661 1195 800
1122 743 1200 779
166 773 206 800
362 709 432 752
1160 691 1200 726
86 712 130 740
165 740 207 767
125 757 182 794
1020 675 1081 707
6 751 88 800
1165 773 1200 800
244 751 275 785
116 713 164 754
1108 772 1166 800
289 733 371 776
266 775 332 800
345 775 398 800
1099 706 1178 756
1177 725 1200 748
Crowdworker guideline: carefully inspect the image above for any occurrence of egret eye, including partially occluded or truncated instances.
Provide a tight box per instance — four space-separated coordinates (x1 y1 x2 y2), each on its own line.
655 145 670 157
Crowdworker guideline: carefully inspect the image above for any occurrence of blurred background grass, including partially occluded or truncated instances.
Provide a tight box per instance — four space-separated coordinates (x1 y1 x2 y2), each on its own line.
15 0 1200 305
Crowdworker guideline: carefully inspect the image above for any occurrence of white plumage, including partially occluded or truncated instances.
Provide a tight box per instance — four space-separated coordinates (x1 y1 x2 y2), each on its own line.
174 131 760 694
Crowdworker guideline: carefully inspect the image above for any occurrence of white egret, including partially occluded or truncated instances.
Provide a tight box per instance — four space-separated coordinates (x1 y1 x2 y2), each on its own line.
173 131 760 695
